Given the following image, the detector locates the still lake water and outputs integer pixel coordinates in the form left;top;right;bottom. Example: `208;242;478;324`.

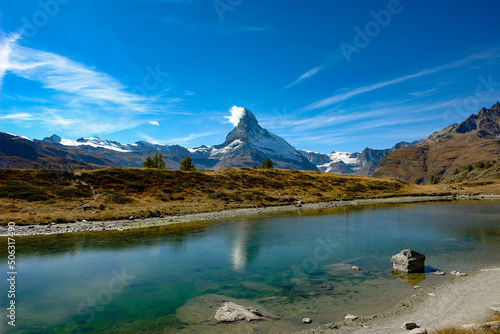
1;201;500;333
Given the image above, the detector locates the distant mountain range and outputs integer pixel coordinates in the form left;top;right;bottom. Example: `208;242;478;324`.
1;109;318;171
299;140;419;176
2;104;499;184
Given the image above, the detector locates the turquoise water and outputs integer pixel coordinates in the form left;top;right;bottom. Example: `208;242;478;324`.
1;201;500;333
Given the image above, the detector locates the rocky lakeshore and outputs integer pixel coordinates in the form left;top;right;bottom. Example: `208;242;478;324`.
295;265;500;334
2;194;500;237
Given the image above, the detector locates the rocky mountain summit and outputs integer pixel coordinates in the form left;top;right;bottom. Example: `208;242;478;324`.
201;108;318;170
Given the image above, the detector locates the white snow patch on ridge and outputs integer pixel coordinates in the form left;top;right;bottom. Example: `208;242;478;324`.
59;137;132;152
327;151;359;164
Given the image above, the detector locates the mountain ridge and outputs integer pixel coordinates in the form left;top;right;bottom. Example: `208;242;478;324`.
2;108;318;171
5;103;498;179
373;102;500;183
298;140;420;176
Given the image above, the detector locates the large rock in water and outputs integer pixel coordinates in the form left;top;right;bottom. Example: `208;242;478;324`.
176;294;278;324
214;301;265;322
391;249;425;273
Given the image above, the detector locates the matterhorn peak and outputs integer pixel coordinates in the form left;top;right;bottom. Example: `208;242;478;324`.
219;107;266;146
210;106;318;171
224;106;258;127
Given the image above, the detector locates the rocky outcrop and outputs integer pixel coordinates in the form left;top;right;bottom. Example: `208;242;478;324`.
391;249;425;273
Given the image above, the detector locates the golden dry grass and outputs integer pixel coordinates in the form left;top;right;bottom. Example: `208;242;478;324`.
434;314;500;334
1;167;499;225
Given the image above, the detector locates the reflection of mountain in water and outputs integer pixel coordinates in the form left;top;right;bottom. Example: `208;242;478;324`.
231;221;262;271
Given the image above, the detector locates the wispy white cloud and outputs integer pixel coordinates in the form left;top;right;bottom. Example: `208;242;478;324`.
285;51;344;89
301;47;500;112
6;44;148;112
0;32;20;90
1;112;37;121
183;90;194;96
140;131;218;146
1;107;145;134
166;131;218;145
0;92;49;103
301;68;443;112
216;26;268;35
149;120;160;126
271;92;500;150
0;33;184;136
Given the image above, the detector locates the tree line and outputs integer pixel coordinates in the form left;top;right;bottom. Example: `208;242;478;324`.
142;153;274;170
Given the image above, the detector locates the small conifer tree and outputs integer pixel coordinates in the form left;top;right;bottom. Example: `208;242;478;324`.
180;155;196;171
143;153;166;169
260;157;274;169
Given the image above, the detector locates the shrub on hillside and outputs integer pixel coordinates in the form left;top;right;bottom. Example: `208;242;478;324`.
0;180;52;201
475;161;485;169
105;191;134;204
54;186;93;199
126;181;146;192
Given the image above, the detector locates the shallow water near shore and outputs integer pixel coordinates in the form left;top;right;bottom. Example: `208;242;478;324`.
1;200;500;333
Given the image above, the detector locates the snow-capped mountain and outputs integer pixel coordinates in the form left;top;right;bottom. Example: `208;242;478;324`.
299;150;362;174
205;108;318;170
43;134;133;152
3;107;418;173
35;108;317;171
299;140;420;176
40;134;193;169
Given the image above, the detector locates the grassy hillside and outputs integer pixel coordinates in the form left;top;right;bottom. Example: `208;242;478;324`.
0;167;417;225
1;167;498;225
373;139;500;184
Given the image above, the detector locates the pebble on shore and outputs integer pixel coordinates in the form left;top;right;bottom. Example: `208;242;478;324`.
401;321;419;330
344;314;359;320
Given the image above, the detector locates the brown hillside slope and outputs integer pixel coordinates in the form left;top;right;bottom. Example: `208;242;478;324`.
0;167;417;225
373;102;500;183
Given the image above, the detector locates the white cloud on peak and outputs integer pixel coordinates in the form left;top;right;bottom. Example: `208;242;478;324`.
224;106;246;126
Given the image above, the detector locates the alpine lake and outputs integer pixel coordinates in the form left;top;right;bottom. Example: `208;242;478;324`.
1;200;500;333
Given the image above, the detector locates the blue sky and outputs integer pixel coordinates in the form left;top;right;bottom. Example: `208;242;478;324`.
1;0;500;153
